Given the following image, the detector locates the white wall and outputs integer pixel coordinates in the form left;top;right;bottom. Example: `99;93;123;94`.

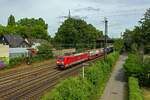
9;48;29;58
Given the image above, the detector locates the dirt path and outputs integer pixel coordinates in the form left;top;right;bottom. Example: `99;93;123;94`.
100;54;128;100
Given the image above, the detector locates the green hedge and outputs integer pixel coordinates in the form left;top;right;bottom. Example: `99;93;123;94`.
124;54;150;85
123;54;143;77
85;52;119;99
41;52;119;100
42;78;91;100
8;51;53;67
129;77;143;100
9;56;26;67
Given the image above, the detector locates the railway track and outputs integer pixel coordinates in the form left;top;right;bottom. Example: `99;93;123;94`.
0;56;103;100
0;62;56;80
0;64;56;86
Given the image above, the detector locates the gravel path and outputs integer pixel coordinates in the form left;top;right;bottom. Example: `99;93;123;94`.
100;54;128;100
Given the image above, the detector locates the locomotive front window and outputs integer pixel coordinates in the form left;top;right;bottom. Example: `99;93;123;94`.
58;57;64;61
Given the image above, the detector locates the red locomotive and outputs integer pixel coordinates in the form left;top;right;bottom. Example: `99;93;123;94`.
56;53;89;69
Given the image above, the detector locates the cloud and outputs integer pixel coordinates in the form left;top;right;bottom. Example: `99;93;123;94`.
74;6;100;12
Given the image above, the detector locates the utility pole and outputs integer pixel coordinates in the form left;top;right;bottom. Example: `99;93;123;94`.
104;17;108;61
68;9;71;18
82;65;85;79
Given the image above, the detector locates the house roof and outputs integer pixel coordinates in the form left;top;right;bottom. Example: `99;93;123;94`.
1;34;49;47
3;35;26;47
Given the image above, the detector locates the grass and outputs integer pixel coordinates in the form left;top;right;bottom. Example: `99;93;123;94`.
142;87;150;100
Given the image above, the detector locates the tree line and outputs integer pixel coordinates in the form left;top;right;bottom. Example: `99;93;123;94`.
0;15;50;41
123;8;150;54
0;15;103;49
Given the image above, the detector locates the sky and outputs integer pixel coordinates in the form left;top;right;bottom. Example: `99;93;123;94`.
0;0;150;38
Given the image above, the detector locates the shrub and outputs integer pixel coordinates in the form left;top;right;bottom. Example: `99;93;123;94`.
9;56;26;67
37;42;53;59
142;57;150;85
42;77;91;100
0;57;9;65
129;77;143;100
124;54;143;77
124;54;150;85
114;38;124;53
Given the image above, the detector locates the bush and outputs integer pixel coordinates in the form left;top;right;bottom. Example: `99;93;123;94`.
124;54;143;77
124;54;150;85
129;77;143;100
9;56;26;67
84;61;110;99
37;42;53;59
142;57;150;85
41;52;119;100
114;38;124;53
0;57;9;65
42;77;91;100
144;44;150;54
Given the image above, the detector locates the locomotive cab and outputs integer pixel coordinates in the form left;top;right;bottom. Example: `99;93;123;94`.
56;56;65;68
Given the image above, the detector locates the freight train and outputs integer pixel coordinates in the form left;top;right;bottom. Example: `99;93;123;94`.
56;46;113;69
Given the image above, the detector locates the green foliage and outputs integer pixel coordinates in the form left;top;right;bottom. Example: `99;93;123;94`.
114;38;124;52
7;15;16;26
16;18;49;40
124;54;143;77
123;8;150;54
85;52;119;99
143;57;150;85
9;56;26;67
37;42;53;59
129;77;143;100
41;52;119;100
0;16;51;41
124;54;150;85
144;44;150;54
54;18;103;49
131;43;138;54
42;77;91;100
0;57;9;65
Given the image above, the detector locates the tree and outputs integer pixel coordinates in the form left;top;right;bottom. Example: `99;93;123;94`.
140;8;150;53
54;18;103;49
1;15;51;42
114;38;124;52
123;8;150;53
0;25;5;36
37;42;53;59
16;18;50;40
7;15;16;26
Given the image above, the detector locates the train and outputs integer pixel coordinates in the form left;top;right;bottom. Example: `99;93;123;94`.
56;46;113;69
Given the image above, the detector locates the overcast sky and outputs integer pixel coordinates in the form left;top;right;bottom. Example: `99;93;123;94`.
0;0;150;38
